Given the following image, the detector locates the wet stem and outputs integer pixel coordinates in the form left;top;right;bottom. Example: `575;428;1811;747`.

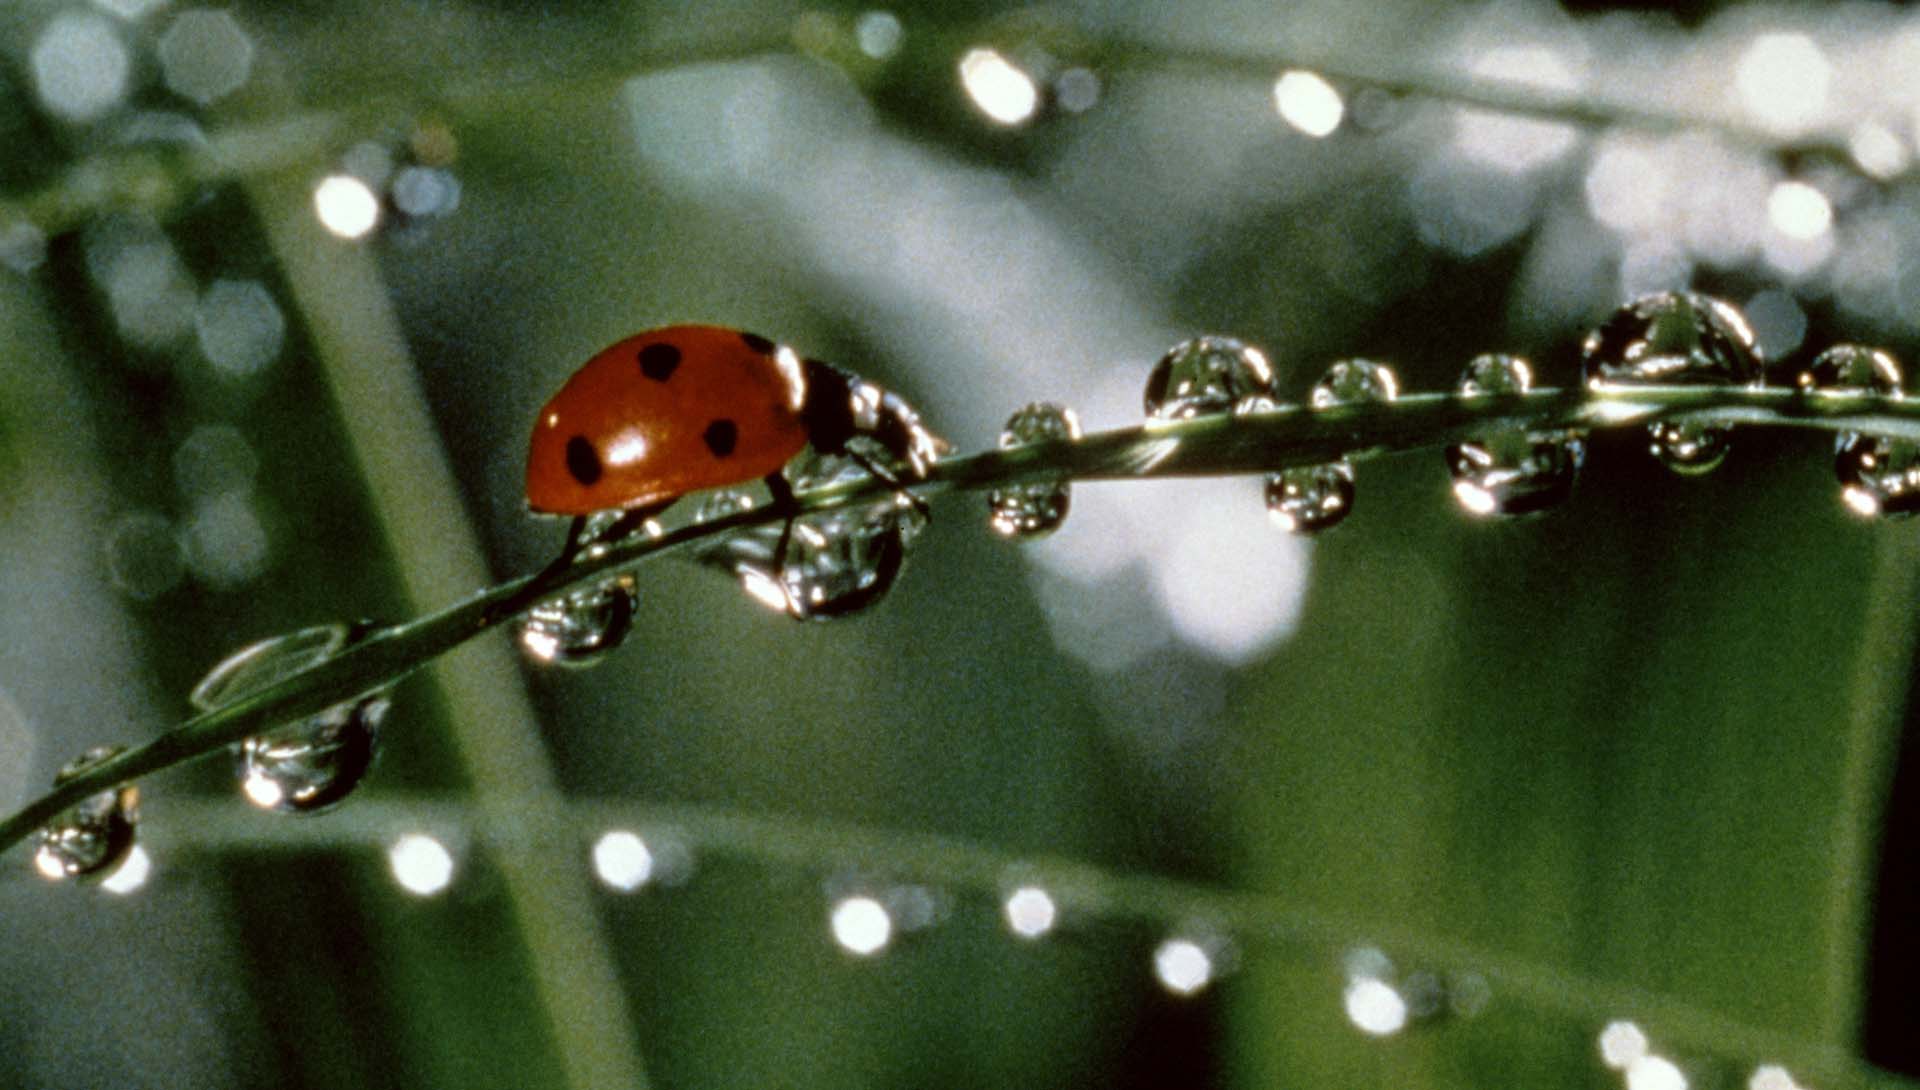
5;382;1919;859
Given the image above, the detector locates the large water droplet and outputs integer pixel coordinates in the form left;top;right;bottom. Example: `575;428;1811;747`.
1581;292;1762;475
34;746;139;881
1445;353;1584;517
191;623;388;814
520;577;638;667
1265;358;1396;534
700;378;942;620
1798;344;1920;517
988;401;1080;540
1144;336;1275;420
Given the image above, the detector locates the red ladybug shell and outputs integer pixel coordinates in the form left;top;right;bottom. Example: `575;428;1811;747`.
526;325;810;515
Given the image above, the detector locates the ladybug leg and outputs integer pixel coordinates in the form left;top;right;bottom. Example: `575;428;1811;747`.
763;472;798;573
843;449;931;519
592;500;672;546
534;515;593;583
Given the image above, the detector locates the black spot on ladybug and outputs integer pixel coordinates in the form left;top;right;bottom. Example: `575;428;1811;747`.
740;331;775;354
638;342;682;382
703;419;738;458
565;435;603;485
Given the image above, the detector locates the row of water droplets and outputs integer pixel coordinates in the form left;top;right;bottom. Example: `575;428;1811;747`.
31;291;1920;881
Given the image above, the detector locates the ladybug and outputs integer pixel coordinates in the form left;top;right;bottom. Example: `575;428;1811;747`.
527;324;940;570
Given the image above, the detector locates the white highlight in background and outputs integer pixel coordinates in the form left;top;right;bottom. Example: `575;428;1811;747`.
1627;1055;1688;1090
1002;885;1057;938
1766;181;1832;241
313;175;381;239
1153;938;1215;996
1599;1020;1649;1069
1735;33;1829;132
592;830;655;891
1273;70;1343;137
959;47;1039;126
1344;975;1409;1036
388;833;455;896
830;895;893;955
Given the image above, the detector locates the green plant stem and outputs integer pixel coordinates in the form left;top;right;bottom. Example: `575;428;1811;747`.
126;793;1920;1090
3;383;1917;858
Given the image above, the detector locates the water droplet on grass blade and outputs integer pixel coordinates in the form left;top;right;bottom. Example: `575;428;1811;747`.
1445;353;1583;516
34;746;139;881
192;623;388;814
1144;336;1274;420
1265;359;1396;534
1799;344;1920;517
519;577;638;667
700;379;941;620
989;401;1079;540
1582;292;1762;475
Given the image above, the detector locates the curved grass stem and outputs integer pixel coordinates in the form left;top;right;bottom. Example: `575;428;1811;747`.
2;383;1917;857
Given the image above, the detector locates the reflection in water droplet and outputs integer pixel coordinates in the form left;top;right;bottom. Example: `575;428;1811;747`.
1264;358;1396;534
989;401;1080;540
1265;462;1355;534
192;624;389;814
520;577;638;667
700;379;942;620
1144;336;1275;421
99;843;152;895
1798;343;1920;517
33;745;139;881
1581;292;1762;475
1445;354;1583;517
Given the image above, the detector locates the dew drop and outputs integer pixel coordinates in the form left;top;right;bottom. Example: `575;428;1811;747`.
1444;354;1584;517
519;577;638;667
33;745;139;881
191;623;389;814
699;378;942;621
1798;344;1920;517
1266;462;1355;534
988;401;1080;540
1264;358;1396;534
1581;292;1763;475
1143;336;1275;421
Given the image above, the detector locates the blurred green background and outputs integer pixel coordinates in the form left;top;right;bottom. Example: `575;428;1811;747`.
0;1;1917;1089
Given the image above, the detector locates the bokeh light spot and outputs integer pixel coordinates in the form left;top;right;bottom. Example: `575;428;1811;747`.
388;833;455;896
1599;1020;1649;1069
195;279;285;377
314;174;381;239
854;11;902;59
32;12;131;123
158;9;254;105
1273;70;1343;137
1153;938;1215;996
830;895;893;955
1735;33;1829;132
959;47;1039;126
592;830;655;892
1003;885;1057;938
1767;181;1832;241
1344;976;1409;1036
1628;1056;1689;1090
